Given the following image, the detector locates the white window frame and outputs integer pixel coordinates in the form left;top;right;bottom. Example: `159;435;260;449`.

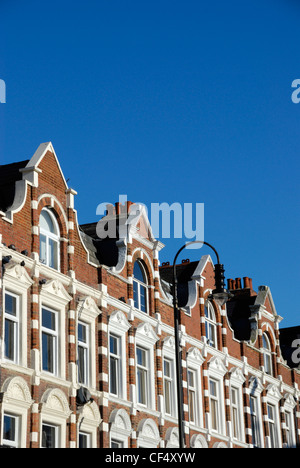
267;403;279;448
230;386;244;441
76;297;100;391
187;347;204;429
2;413;20;448
39;207;61;271
41;422;59;449
78;431;91;449
108;311;130;401
135;323;158;411
249;376;264;448
2;264;33;368
162;336;177;419
163;357;176;417
283;393;297;448
41;306;58;376
39;279;72;381
262;333;273;376
209;378;221;433
207;357;227;436
229;368;246;443
136;345;150;407
133;261;149;314
204;301;217;348
77;320;90;387
265;384;282;448
109;334;122;397
3;291;20;364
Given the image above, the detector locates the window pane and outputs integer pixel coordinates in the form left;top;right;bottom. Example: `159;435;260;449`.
136;347;146;367
42;424;57;448
211;399;218;431
110;335;118;355
164;360;171;378
40;210;56;233
78;346;87;385
5;294;17;317
210;380;217;397
40;234;47;265
79;432;90;449
42;333;55;373
78;323;87;344
137;368;147;405
5;319;16;361
139;286;147;313
110;356;118;395
42;309;56;330
3;415;16;442
49;238;58;269
133;262;146;283
164;380;172;414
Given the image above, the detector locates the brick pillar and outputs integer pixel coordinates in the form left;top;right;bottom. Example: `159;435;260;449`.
224;373;231;440
243;375;252;445
30;187;40;448
128;326;137;448
261;388;270;447
156;339;164;446
180;342;189;447
66;190;78;448
220;305;228;353
202;361;210;434
127;243;133;304
199;286;206;341
99;306;109;448
279;397;287;447
153;248;160;315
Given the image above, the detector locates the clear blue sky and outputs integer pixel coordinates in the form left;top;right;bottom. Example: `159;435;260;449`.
0;0;299;327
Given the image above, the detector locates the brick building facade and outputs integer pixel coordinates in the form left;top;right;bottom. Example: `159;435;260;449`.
0;142;299;448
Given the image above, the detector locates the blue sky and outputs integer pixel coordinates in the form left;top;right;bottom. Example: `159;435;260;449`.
0;0;299;327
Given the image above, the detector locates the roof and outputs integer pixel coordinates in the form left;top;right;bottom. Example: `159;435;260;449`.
159;261;199;307
79;222;119;267
0;160;29;211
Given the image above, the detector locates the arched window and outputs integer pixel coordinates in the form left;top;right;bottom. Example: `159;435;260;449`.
262;333;273;376
204;301;217;348
39;208;60;270
133;261;148;313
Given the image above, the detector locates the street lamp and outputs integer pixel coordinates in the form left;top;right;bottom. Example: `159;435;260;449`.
172;240;232;448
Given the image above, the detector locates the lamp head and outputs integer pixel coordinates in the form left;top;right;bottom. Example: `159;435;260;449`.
210;263;233;307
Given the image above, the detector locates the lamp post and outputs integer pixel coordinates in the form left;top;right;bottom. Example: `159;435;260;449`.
172;240;232;449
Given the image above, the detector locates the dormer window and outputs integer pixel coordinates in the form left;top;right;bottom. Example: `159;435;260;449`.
39;208;60;270
133;261;148;313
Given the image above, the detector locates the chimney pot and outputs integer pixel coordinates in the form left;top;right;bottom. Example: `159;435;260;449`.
243;277;250;288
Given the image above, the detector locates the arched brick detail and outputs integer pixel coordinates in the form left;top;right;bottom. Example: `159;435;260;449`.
37;196;68;239
132;250;155;316
36;196;69;273
132;250;154;287
261;324;277;352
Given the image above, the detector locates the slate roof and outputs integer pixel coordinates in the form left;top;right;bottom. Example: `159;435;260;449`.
79;222;119;267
